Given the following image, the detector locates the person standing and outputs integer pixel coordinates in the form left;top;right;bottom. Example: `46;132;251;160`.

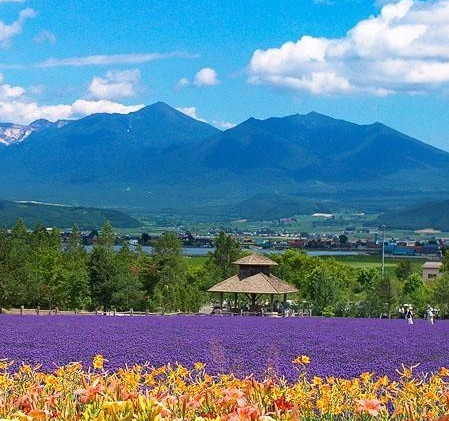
406;307;414;325
427;307;434;325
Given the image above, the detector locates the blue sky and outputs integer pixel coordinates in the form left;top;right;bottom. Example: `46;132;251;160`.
0;0;449;150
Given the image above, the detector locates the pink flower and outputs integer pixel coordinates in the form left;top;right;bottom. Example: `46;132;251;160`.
356;398;385;416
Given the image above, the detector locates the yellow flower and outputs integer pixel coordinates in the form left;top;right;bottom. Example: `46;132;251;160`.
15;412;33;421
0;359;9;371
93;354;107;370
194;362;205;371
293;355;310;365
104;400;128;414
19;365;32;374
440;367;449;377
312;376;323;385
360;372;373;383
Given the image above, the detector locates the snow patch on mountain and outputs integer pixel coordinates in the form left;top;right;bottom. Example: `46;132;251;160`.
0;119;70;146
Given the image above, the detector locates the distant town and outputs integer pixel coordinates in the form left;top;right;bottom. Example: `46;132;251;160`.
24;225;442;259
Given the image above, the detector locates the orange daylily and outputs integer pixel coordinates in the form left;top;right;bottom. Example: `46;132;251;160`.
356;398;385;416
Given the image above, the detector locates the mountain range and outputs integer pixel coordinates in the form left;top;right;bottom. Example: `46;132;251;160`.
0;119;69;146
1;101;448;220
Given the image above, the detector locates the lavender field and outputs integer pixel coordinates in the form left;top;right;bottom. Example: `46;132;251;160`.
1;315;447;381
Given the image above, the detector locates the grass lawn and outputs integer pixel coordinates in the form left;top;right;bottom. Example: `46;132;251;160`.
184;256;208;268
325;254;426;279
185;252;427;279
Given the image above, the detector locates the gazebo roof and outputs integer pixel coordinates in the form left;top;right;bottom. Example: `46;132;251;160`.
233;253;278;266
207;272;298;294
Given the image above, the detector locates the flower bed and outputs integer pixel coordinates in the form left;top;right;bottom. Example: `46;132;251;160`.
0;356;448;420
0;315;448;381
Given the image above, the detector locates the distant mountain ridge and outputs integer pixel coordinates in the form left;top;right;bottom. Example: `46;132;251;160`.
377;199;449;231
0;199;141;229
0;119;70;146
0;102;448;219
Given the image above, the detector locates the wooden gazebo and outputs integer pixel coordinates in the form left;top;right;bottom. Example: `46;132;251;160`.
207;253;298;313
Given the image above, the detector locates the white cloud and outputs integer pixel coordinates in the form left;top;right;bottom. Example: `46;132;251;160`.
70;99;143;117
0;51;197;70
0;99;144;125
194;67;220;86
248;0;449;95
0;83;25;99
176;77;190;88
0;7;36;48
0;101;72;123
0;73;26;99
34;30;57;44
177;106;234;130
37;51;195;67
88;69;141;100
212;120;236;130
176;106;207;122
0;73;144;124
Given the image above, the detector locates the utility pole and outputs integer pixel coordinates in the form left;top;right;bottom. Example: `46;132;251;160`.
380;224;387;279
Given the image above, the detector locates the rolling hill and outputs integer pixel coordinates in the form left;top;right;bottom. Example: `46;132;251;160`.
0;200;142;229
377;199;449;231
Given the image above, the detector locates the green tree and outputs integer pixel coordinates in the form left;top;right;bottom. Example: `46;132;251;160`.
99;221;115;248
63;225;91;309
271;249;316;296
38;227;65;309
308;268;340;315
441;249;449;273
356;267;380;317
431;273;449;317
151;232;187;313
110;243;144;310
376;275;399;318
180;265;210;312
7;219;31;306
206;232;241;282
306;260;355;316
88;221;117;310
134;244;158;305
402;273;428;313
270;250;356;313
0;229;16;310
395;260;414;281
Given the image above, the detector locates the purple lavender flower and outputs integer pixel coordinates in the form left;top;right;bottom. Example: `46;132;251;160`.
0;315;447;381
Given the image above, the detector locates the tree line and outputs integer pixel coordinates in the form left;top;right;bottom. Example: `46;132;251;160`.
0;220;240;313
270;250;449;318
1;219;449;317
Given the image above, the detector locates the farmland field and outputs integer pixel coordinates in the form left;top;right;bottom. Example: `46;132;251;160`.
1;315;447;382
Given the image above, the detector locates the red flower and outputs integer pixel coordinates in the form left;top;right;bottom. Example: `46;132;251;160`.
274;395;294;412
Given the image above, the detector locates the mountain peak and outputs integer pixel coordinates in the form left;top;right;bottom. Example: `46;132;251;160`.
135;101;181;117
29;119;55;130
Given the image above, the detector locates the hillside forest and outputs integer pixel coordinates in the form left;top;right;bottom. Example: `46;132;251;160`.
1;220;449;318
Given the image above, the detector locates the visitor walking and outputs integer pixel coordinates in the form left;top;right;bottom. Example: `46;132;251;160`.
426;307;434;325
406;308;414;325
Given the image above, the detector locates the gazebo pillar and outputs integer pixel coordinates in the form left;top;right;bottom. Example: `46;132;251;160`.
219;292;224;310
270;294;274;312
234;292;238;309
283;293;287;306
250;293;255;305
